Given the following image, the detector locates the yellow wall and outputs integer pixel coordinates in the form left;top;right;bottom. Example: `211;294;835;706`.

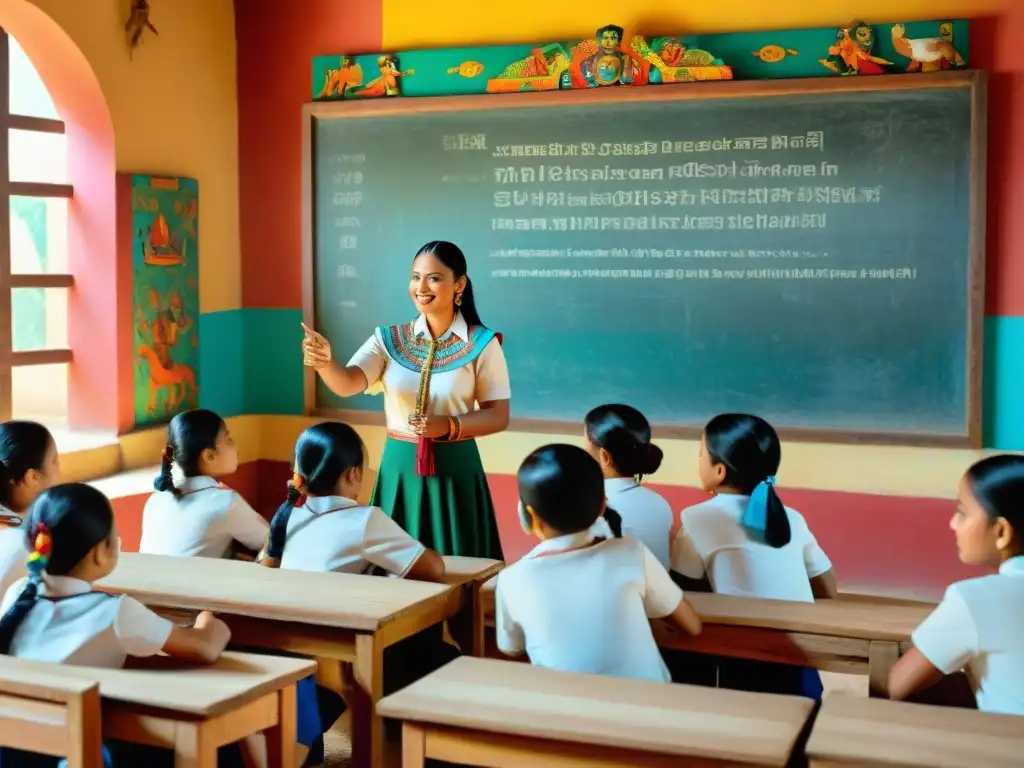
383;0;1009;47
26;0;240;313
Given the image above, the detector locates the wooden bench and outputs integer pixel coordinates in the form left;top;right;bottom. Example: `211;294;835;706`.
97;552;499;768
480;578;932;696
0;651;312;768
377;656;816;767
806;695;1024;767
0;662;104;768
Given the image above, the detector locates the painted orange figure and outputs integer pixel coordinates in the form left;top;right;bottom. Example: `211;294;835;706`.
137;289;197;414
355;55;414;97
819;21;892;75
318;56;364;99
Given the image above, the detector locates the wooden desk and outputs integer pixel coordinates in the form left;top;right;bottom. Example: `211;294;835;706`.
480;577;932;696
98;553;498;768
439;557;503;657
377;656;815;767
806;696;1024;767
0;662;103;767
0;652;313;768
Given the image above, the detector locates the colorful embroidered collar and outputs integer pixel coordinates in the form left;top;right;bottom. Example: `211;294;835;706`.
381;321;497;374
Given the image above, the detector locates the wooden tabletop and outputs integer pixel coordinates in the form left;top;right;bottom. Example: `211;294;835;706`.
806;696;1024;767
439;556;502;587
377;657;814;766
480;577;931;641
98;553;454;632
0;652;314;718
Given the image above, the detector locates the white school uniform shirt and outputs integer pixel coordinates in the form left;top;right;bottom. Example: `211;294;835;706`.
139;475;269;558
0;509;26;599
911;556;1024;716
0;575;173;668
278;495;426;576
347;313;511;437
605;477;673;569
495;530;683;683
671;494;832;603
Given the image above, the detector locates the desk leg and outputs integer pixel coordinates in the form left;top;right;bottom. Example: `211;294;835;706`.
868;640;900;698
352;632;385;768
264;684;298;768
173;722;218;768
402;724;426;768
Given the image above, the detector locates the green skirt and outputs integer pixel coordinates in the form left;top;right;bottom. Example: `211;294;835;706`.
371;438;504;559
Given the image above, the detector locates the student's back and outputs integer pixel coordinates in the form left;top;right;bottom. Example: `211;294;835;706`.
606;479;673;568
139;410;268;559
277;496;425;576
497;533;680;681
673;494;829;602
495;443;701;683
585;405;672;568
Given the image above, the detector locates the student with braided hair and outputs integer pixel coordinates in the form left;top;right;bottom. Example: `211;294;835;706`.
259;421;445;580
0;483;232;767
139;409;268;559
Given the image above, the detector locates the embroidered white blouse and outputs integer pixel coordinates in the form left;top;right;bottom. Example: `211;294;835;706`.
347;313;511;436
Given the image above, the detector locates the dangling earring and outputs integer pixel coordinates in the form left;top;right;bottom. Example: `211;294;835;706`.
454;293;463;307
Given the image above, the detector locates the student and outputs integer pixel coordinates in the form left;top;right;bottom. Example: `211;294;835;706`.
140;409;268;559
669;413;837;698
888;455;1024;714
495;444;701;682
260;422;454;699
260;421;445;581
584;404;672;568
0;421;60;599
0;483;232;767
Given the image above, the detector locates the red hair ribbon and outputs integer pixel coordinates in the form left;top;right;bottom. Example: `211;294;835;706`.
290;472;308;507
161;444;174;462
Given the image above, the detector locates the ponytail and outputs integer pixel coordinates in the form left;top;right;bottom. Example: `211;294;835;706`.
261;475;305;568
0;522;50;653
741;476;791;549
153;444;180;496
458;277;484;328
603;507;623;539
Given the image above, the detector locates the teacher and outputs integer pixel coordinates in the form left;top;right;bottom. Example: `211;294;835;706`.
302;240;510;559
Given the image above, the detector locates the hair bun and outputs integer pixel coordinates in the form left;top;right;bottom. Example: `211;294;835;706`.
642;442;664;476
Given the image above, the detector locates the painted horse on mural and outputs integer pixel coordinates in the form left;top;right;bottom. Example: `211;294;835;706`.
136;289;197;415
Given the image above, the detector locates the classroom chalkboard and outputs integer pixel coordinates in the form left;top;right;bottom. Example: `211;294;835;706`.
304;73;985;446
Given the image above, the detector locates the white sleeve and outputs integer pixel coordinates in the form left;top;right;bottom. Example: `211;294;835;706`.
641;542;684;618
473;337;511;403
792;512;832;578
669;513;706;579
346;331;388;390
113;596;175;657
225;493;270;551
0;577;28;614
911;585;979;675
494;573;525;654
361;507;426;577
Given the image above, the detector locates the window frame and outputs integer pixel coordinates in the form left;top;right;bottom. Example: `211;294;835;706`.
0;29;74;421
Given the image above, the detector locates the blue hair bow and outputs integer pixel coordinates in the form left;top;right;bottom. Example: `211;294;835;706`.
742;476;776;535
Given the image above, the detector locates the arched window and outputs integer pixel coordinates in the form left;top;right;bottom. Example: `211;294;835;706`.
1;30;72;423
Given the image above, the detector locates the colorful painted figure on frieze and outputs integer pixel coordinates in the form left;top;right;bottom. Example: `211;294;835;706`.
570;25;649;88
819;21;893;75
351;54;414;97
317;56;364;99
633;36;732;82
891;23;965;72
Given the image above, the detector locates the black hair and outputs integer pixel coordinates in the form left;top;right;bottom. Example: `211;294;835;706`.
597;24;625;40
0;483;114;654
704;413;791;548
154;409;227;497
264;422;366;565
585;404;663;480
964;455;1024;539
415;241;484;328
0;420;54;511
517;444;606;536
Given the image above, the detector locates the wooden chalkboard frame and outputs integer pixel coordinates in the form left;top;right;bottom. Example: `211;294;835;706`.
302;70;987;449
